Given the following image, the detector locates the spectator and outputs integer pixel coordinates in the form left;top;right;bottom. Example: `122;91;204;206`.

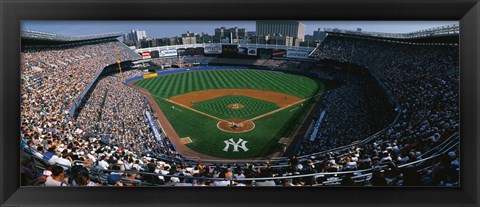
45;166;68;186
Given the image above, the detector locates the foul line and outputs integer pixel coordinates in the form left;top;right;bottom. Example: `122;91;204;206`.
135;87;225;121
137;87;308;126
239;99;307;125
162;98;227;122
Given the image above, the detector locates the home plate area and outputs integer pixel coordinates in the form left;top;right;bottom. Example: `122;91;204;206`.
217;118;255;133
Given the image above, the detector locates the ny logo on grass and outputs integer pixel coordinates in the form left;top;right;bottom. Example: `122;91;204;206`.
223;138;249;152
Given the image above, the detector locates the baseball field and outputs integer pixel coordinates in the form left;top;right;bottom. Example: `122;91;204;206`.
133;69;324;159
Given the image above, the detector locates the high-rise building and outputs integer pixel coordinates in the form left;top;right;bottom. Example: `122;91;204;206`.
214;27;248;43
136;30;147;41
256;21;305;41
123;30;147;43
214;27;226;41
181;31;197;44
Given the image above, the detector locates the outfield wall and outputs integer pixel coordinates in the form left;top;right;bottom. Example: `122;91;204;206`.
124;65;333;85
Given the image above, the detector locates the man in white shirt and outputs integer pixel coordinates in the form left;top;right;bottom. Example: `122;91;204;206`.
44;166;67;186
97;156;110;170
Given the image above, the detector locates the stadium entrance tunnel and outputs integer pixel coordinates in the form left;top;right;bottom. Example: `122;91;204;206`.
217;118;255;133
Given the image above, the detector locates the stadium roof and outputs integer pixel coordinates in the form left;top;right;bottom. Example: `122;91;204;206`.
324;24;459;45
21;30;122;46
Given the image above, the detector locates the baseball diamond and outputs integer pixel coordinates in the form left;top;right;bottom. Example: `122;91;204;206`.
133;69;324;159
18;23;461;188
192;95;280;120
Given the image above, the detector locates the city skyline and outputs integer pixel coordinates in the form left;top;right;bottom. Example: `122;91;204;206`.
22;21;457;39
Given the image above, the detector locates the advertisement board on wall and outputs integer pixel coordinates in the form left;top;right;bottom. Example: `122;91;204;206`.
286;50;309;59
194;47;205;55
177;49;186;56
247;48;257;56
238;47;248;55
160;49;178;57
143;73;158;79
185;48;195;56
222;45;239;54
258;48;272;59
272;49;287;58
150;51;160;58
204;45;222;54
141;52;151;59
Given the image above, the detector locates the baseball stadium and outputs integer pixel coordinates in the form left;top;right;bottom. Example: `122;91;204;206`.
20;23;459;187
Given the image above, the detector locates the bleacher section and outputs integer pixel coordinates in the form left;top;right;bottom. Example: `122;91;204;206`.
20;29;459;187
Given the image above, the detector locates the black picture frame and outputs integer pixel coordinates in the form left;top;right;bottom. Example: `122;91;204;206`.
1;0;479;206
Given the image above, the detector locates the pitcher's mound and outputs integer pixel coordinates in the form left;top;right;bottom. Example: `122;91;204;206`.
227;103;244;109
217;118;255;133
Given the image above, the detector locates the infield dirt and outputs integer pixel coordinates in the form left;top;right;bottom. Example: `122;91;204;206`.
170;89;302;108
130;84;310;161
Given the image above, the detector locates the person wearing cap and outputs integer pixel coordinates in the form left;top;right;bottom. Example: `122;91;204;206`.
45;166;68;186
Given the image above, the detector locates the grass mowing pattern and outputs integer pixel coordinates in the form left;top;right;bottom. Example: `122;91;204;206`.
154;96;305;158
192;95;280;120
135;69;325;158
134;70;319;99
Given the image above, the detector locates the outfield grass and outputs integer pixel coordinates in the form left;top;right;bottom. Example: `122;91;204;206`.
192;95;280;120
135;69;325;159
134;69;319;98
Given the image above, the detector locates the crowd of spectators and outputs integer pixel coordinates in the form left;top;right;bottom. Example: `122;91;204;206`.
253;59;317;70
75;70;171;156
150;57;184;67
296;34;459;185
150;56;213;68
296;76;395;155
19;35;459;187
313;35;459;151
21;41;139;154
21;135;459;186
149;55;318;71
20;40;152;185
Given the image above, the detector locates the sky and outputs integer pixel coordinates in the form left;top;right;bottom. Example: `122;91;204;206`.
22;21;458;38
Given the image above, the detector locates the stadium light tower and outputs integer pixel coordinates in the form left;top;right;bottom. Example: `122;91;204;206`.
117;59;124;81
114;46;124;81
